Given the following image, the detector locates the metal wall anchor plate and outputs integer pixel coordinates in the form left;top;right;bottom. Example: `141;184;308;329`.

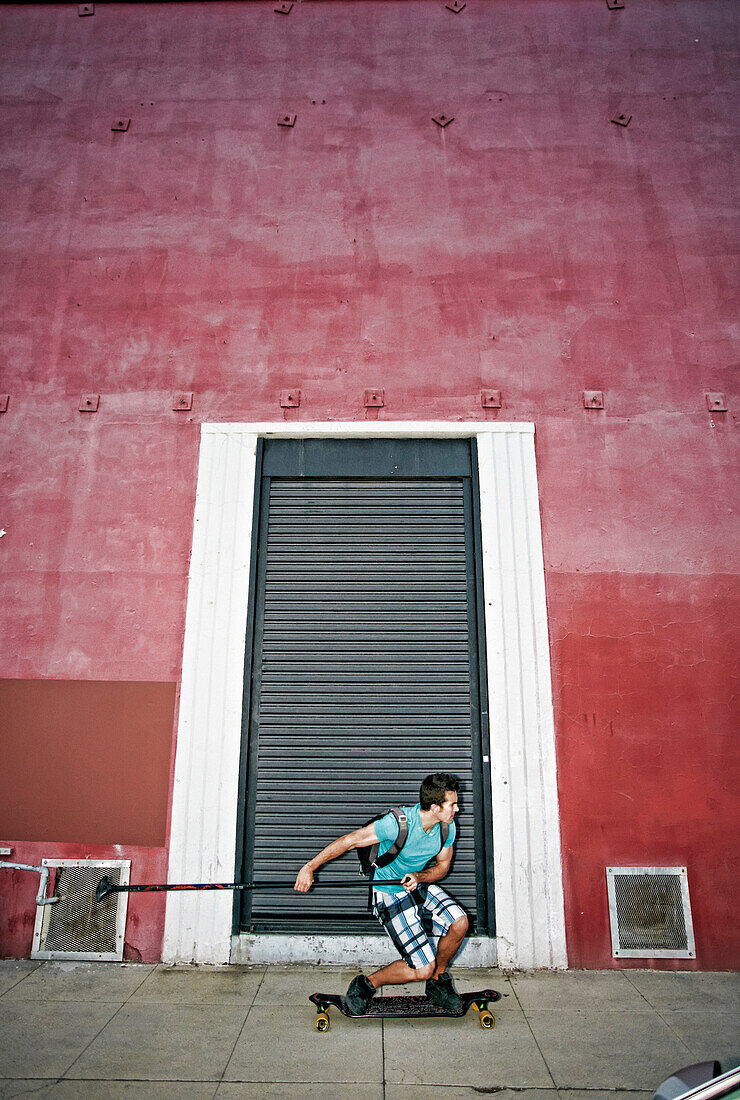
0;395;9;413
111;118;131;132
705;392;727;412
446;0;466;12
481;389;502;409
583;390;604;409
606;0;625;9
278;113;297;128
611;112;631;127
274;1;293;11
173;393;193;412
364;389;385;408
280;390;301;408
79;394;100;413
432;113;454;128
78;3;94;15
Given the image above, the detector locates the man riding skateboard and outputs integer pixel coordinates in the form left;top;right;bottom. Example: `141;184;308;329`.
294;772;468;1015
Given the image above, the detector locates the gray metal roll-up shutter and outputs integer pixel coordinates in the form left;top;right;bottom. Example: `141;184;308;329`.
239;440;490;935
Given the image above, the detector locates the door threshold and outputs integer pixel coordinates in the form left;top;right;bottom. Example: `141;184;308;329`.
231;933;498;967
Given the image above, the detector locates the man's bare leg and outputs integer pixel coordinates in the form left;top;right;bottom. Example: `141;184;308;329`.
366;958;432;989
368;915;468;988
431;915;468;978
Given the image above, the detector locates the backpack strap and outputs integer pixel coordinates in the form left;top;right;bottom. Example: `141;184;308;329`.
366;808;407;911
373;809;408;870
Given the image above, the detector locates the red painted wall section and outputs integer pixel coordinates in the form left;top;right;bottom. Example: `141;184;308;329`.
0;1;738;966
550;574;739;969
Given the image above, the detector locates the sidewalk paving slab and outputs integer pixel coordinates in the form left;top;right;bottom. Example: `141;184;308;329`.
383;1012;554;1089
3;962;155;1003
624;970;740;1013
69;1004;248;1082
509;969;648;1011
525;1007;694;1091
216;1085;383;1099
252;965;356;1005
558;1092;653;1100
0;1001;122;1079
383;1091;653;1100
0;1084;217;1099
658;1009;740;1064
223;1003;384;1084
131;964;265;1006
385;1090;560;1100
0;960;42;998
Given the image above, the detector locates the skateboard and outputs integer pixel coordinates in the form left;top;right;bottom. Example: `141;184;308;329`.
310;988;500;1031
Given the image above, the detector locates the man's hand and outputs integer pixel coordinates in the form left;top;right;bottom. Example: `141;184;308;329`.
294;865;314;893
402;873;420;892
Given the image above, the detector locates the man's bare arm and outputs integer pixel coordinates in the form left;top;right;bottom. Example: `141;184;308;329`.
294;823;379;892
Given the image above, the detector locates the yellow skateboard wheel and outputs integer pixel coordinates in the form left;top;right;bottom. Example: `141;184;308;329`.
316;1012;330;1032
479;1009;494;1029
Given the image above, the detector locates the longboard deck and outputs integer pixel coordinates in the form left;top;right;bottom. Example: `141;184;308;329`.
310;988;500;1030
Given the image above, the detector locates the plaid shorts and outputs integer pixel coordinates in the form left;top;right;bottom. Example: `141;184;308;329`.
372;884;466;970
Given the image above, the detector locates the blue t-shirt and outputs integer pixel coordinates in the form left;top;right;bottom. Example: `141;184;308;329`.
372;803;455;898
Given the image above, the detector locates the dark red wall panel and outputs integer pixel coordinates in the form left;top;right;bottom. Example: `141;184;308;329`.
549;574;740;970
0;680;176;845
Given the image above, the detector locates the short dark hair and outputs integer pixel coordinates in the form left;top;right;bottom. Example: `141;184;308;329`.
419;772;460;811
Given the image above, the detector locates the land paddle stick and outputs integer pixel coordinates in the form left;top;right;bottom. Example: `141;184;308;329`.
95;875;405;904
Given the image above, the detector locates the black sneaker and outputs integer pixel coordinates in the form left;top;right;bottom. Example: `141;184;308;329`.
345;974;376;1015
426;972;463;1013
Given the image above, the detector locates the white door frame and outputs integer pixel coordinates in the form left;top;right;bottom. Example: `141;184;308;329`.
163;422;567;969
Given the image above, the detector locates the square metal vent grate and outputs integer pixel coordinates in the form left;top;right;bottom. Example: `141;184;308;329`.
32;859;130;961
606;866;695;959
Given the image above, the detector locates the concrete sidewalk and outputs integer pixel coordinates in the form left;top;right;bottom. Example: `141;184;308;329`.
0;961;737;1099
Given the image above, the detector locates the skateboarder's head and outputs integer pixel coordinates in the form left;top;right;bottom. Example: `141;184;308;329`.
420;773;460;818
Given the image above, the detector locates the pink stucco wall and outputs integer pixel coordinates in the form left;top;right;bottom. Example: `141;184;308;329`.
1;0;737;967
